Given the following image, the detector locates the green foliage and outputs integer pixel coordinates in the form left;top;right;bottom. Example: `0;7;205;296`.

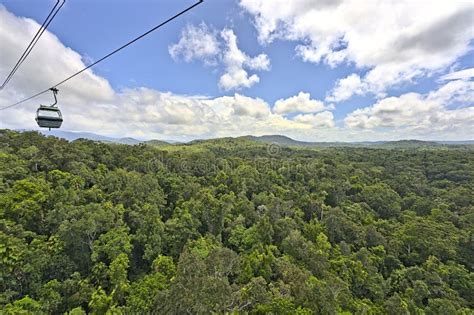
359;183;402;219
0;130;473;313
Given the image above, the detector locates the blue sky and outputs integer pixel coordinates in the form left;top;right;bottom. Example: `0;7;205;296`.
0;0;473;141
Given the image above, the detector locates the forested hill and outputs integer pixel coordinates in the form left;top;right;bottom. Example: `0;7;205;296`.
244;135;473;148
1;130;473;314
37;129;474;147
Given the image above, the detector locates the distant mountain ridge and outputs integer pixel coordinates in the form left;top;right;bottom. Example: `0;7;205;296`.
39;130;142;144
243;135;473;148
32;130;474;147
39;130;171;145
144;139;170;146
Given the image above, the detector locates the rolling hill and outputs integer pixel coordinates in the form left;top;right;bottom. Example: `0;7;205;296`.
28;130;474;148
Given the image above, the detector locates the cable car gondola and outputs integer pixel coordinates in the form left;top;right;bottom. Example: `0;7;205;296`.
36;88;63;129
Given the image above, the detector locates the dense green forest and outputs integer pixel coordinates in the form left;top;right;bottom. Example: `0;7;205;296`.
1;130;473;314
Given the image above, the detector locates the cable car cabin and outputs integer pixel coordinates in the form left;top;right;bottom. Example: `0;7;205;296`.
35;88;62;129
36;105;63;129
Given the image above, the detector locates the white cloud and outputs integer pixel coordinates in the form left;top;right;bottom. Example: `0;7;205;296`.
441;68;474;81
219;28;270;90
326;74;364;102
274;91;326;114
169;23;270;91
293;111;335;128
168;23;220;66
219;69;260;91
0;6;114;104
226;94;271;118
345;93;439;129
428;79;474;104
240;0;474;101
344;80;474;139
245;53;270;71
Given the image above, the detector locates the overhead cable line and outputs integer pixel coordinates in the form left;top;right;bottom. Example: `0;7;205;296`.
0;0;204;111
0;0;66;90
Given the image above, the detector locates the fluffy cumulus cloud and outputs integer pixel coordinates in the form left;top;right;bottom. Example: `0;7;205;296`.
293;111;335;128
239;0;474;101
441;68;474;81
345;80;474;139
219;28;267;90
211;93;271;119
274;91;326;114
169;23;270;91
168;23;220;66
0;7;334;141
0;7;114;104
325;74;364;102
